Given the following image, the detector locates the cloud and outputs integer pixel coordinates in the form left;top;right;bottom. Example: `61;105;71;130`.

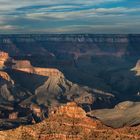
0;0;139;33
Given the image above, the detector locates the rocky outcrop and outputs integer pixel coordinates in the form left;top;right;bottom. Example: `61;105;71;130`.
0;75;32;103
12;59;63;77
28;75;115;110
88;101;140;128
1;102;140;140
0;50;63;78
0;71;11;81
0;102;97;140
51;102;87;118
14;67;63;77
12;60;32;69
131;59;140;76
0;51;9;69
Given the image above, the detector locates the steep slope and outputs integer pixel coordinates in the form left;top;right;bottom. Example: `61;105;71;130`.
0;73;33;129
89;101;140;128
12;60;63;77
19;74;115;110
0;72;31;103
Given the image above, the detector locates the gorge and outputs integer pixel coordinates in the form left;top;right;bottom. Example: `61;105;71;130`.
0;34;140;139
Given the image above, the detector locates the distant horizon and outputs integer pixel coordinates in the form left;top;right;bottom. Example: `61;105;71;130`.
0;0;139;34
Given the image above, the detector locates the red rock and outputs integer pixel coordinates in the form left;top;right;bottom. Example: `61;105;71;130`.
0;71;11;81
0;51;9;69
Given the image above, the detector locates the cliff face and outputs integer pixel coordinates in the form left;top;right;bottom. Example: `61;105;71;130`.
0;51;9;69
0;34;139;57
0;50;63;78
12;60;63;77
0;34;135;43
14;67;63;77
51;102;87;118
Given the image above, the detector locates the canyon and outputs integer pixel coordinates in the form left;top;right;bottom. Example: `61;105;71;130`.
0;34;140;101
0;50;115;130
0;34;140;139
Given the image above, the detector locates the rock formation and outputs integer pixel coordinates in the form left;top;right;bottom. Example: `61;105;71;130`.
11;59;63;77
12;60;32;69
0;102;97;140
131;59;140;76
0;71;11;81
88;101;140;128
0;51;9;69
0;50;63;78
0;50;116;132
0;35;140;100
51;102;87;118
14;67;63;77
0;102;140;140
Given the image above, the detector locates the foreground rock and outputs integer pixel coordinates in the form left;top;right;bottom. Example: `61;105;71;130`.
131;59;140;76
1;102;140;140
88;101;140;128
0;102;97;140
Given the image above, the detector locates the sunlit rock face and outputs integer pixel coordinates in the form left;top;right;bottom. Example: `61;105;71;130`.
14;67;63;77
1;102;140;140
0;51;9;69
0;102;97;140
12;60;32;69
0;71;11;81
131;59;140;76
0;50;63;78
51;102;87;118
12;60;63;77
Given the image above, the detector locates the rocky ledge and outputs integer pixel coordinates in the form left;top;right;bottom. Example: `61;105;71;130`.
0;102;140;140
0;102;97;140
88;101;140;128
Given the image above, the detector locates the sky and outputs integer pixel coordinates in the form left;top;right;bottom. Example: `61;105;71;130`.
0;0;140;34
